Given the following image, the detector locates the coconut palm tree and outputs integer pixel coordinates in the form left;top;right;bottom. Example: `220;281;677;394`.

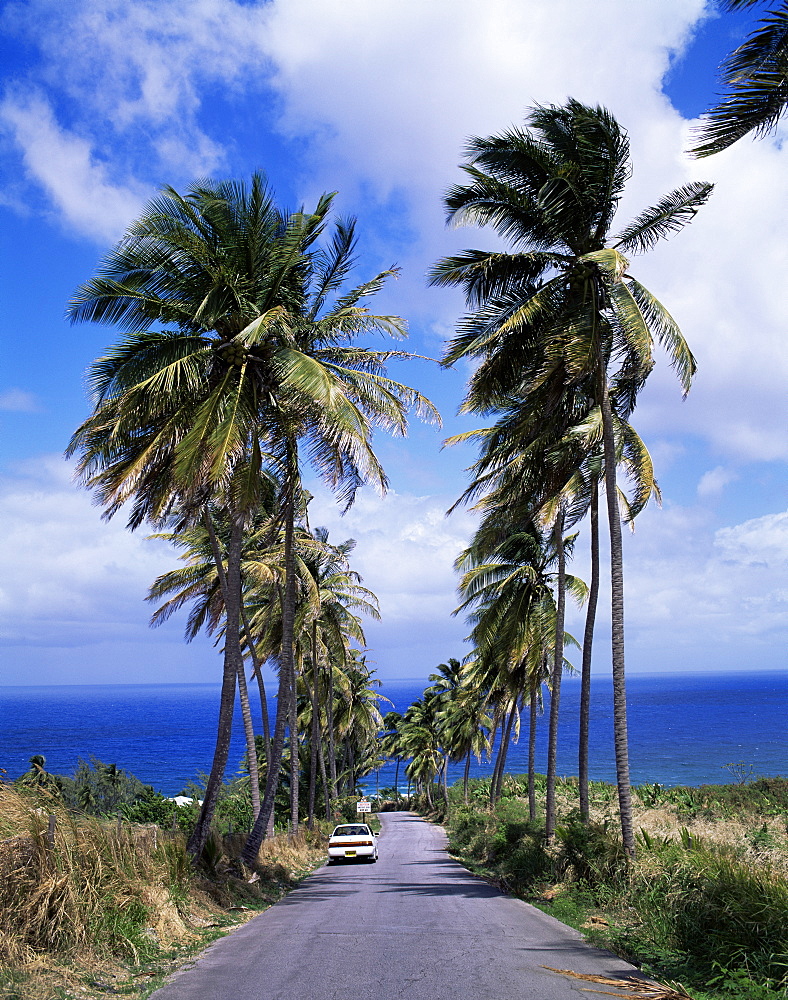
146;497;283;823
331;654;390;796
431;101;711;854
398;693;446;807
457;513;583;817
380;711;407;804
436;672;492;805
692;1;788;156
67;174;438;861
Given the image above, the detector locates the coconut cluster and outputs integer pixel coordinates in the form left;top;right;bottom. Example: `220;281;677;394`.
216;341;247;366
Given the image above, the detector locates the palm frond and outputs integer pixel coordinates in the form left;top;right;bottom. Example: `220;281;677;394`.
614;183;714;254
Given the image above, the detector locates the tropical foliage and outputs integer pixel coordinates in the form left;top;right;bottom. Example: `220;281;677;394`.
63;101;711;869
428;100;711;855
66;173;436;861
693;0;788;156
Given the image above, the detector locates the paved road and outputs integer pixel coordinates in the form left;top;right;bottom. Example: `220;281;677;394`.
151;811;643;1000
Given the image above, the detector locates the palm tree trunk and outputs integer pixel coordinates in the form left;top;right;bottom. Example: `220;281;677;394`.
317;722;330;822
307;623;320;830
496;704;517;803
600;383;636;858
201;511;261;823
289;662;299;835
545;507;566;843
463;753;471;806
327;661;338;810
236;651;261;822
242;485;298;863
346;738;355;795
487;713;502;805
492;704;516;805
579;480;600;824
187;516;244;858
243;604;271;769
528;675;539;823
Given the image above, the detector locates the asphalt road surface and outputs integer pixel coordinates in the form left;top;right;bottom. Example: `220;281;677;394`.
151;811;643;1000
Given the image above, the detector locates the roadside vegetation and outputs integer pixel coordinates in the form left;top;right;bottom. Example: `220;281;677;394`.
411;774;788;1000
0;781;334;1000
12;17;788;991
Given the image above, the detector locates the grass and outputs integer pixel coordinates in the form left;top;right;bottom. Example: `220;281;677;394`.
419;774;788;1000
0;783;327;1000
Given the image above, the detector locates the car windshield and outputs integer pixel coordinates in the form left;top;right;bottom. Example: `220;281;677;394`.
331;825;369;837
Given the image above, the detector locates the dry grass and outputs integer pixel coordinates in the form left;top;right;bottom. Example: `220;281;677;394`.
0;784;327;1000
542;966;696;999
581;791;788;874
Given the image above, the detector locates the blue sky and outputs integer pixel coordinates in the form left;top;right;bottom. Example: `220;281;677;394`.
0;0;785;687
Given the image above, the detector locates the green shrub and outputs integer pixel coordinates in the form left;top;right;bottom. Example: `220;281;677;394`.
631;848;788;984
498;836;552;891
554;818;627;888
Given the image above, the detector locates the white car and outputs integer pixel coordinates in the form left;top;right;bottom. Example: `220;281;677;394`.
327;823;378;863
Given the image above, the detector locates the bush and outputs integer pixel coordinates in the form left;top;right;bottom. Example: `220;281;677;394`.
0;789;193;966
631;847;788;984
554;817;627;888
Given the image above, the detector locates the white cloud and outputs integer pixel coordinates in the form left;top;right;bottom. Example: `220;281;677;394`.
716;510;788;568
0;90;146;242
0;388;38;412
308;488;476;623
0;456;176;645
631;130;788;463
616;503;788;651
697;465;737;498
1;0;268;179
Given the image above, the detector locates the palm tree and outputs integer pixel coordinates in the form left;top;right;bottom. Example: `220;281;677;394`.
380;711;407;804
399;695;444;807
431;101;711;854
457;515;583;816
146;499;282;823
692;1;788;156
17;754;60;793
332;654;390;796
437;672;492;806
67;174;438;861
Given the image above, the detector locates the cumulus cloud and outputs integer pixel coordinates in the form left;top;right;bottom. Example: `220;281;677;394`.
0;388;38;412
1;0;267;156
307;489;475;620
0;90;146;242
697;465;738;498
716;510;788;568
305;488;477;673
600;502;788;665
0;456;176;646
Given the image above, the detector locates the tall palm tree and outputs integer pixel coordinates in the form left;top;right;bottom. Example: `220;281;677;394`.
67;174;438;861
692;1;788;156
380;711;407;804
437;671;492;806
457;514;583;815
147;499;282;823
431;101;711;855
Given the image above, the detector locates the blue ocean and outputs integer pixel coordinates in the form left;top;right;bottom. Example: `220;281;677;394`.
1;670;786;796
